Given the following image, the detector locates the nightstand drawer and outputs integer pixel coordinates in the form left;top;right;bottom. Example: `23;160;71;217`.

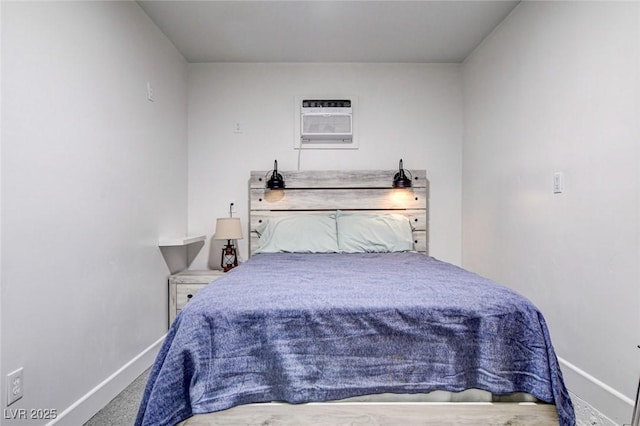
175;284;207;310
168;270;226;327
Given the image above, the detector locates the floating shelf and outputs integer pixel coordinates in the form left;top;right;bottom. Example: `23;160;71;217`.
158;235;206;247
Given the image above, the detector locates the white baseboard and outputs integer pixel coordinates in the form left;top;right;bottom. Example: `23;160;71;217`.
47;334;166;426
559;357;634;425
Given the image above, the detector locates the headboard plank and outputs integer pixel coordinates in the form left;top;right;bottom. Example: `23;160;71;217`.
249;170;429;255
250;187;426;211
250;170;426;189
251;210;426;231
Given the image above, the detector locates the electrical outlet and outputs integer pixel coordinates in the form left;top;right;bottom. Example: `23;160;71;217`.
7;368;23;406
230;202;237;214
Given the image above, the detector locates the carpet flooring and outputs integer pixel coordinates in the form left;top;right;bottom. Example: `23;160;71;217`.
83;369;150;426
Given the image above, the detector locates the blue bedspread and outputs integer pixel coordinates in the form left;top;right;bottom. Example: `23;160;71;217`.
136;252;575;426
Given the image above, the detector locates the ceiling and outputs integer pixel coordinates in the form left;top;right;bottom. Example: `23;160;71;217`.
137;1;520;63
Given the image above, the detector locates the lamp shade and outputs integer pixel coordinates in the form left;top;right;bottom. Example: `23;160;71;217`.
214;218;243;240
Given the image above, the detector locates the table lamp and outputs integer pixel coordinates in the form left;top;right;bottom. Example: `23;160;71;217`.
215;204;243;272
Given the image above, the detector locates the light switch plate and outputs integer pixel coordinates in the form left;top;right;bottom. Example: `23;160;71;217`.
553;172;564;194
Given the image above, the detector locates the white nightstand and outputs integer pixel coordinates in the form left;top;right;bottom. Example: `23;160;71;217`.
168;270;225;326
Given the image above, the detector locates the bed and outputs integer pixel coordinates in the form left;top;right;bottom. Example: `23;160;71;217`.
136;170;575;426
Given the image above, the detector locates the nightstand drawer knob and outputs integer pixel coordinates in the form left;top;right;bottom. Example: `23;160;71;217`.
187;294;193;299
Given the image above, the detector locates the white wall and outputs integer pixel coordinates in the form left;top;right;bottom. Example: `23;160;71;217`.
1;2;188;424
462;2;640;424
187;63;463;268
0;3;4;419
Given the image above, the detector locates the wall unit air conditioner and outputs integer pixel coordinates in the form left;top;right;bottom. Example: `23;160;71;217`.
294;96;358;149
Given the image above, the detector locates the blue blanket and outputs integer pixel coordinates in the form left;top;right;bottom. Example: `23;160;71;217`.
136;252;575;426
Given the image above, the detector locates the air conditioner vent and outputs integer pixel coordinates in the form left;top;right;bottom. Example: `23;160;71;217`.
295;96;358;149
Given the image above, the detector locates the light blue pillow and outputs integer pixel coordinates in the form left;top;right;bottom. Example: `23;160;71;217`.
254;214;339;253
336;211;414;253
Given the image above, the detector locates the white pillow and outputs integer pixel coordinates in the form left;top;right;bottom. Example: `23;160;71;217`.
254;214;339;253
336;211;414;253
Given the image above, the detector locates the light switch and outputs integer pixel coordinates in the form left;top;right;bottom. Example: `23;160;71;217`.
553;172;564;194
146;82;154;102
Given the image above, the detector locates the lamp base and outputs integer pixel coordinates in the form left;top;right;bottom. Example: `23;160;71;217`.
221;242;238;272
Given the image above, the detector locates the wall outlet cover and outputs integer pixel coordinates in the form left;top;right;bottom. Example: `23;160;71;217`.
7;368;24;406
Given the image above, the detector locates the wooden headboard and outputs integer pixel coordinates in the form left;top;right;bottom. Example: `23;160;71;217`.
248;170;428;255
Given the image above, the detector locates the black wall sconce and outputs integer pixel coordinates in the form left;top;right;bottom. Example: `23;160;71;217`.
393;159;412;188
266;160;285;189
